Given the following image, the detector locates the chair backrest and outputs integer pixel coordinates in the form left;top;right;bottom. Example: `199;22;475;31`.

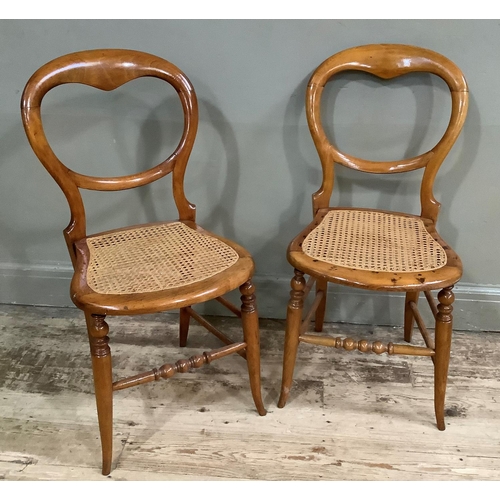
21;49;198;265
306;44;468;222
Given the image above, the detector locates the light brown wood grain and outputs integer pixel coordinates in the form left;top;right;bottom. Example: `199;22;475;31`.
307;44;468;220
20;49;266;475
279;44;469;432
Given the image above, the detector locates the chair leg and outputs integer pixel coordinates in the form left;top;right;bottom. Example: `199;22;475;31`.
240;280;267;416
86;312;113;475
314;278;328;333
434;287;454;431
278;269;306;408
179;307;190;347
404;291;419;342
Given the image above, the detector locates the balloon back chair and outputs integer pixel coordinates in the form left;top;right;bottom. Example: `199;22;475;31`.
278;44;468;430
21;49;266;475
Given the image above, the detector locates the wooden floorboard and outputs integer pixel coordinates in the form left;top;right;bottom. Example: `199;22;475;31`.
0;303;499;481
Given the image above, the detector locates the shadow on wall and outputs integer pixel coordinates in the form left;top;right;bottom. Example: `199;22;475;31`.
0;71;244;309
251;75;312;282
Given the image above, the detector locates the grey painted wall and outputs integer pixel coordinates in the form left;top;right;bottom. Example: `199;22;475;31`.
1;20;499;330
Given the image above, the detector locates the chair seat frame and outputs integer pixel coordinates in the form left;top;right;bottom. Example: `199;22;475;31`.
278;44;469;431
21;49;266;475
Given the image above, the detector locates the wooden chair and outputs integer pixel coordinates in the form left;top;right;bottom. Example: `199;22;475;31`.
21;49;266;475
277;44;468;430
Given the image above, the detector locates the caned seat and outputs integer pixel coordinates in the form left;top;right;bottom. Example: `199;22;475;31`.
85;223;240;295
72;221;256;314
303;210;447;273
289;207;462;291
278;44;468;431
21;49;266;476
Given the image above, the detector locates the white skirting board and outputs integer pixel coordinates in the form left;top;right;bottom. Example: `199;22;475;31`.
1;264;499;332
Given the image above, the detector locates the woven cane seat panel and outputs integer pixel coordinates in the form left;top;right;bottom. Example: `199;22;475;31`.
302;210;447;273
85;223;239;295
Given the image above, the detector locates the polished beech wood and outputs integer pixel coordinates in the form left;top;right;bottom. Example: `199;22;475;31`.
240;281;267;416
21;50;198;266
404;291;419;343
299;290;325;336
409;300;435;352
70;220;256;315
278;45;468;431
21;49;266;474
307;44;468;221
216;295;243;318
5;305;500;480
112;342;246;391
434;287;454;430
186;306;247;358
278;269;306;409
86;313;113;476
288;208;463;292
425;290;439;319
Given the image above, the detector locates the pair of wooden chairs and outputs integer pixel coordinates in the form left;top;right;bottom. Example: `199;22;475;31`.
21;45;468;474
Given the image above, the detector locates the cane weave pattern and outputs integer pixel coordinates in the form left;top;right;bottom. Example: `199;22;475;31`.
85;222;239;294
302;210;447;273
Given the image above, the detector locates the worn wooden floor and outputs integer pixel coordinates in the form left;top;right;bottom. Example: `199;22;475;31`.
0;303;499;481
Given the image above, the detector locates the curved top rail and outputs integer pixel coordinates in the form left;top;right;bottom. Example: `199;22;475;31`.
306;44;469;220
22;49;198;192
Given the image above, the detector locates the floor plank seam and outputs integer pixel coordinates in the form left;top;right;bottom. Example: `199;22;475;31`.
1;304;500;480
112;431;131;475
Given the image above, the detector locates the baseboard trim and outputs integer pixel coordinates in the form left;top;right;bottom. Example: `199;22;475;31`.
1;264;499;331
0;264;74;308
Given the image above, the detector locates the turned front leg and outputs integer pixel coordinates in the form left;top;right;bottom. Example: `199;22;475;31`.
240;280;266;416
434;287;454;431
278;269;306;408
86;312;113;475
